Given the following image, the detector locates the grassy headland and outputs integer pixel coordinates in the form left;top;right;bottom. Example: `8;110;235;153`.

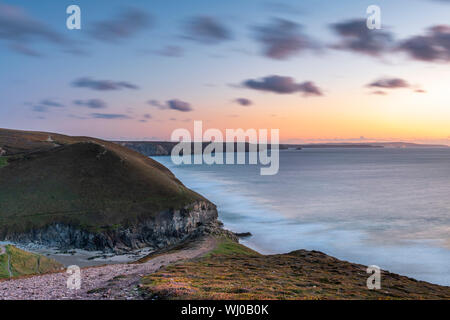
0;128;206;236
141;238;450;300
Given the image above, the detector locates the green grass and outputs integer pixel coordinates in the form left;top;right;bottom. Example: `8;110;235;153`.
204;238;260;257
0;157;7;168
0;245;63;279
0;254;10;278
0;129;206;235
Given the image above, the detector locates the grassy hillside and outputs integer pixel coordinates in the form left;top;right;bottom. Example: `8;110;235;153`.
0;245;62;279
0;128;206;235
141;238;450;300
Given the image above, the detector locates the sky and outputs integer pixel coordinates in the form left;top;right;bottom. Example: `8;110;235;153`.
0;0;449;144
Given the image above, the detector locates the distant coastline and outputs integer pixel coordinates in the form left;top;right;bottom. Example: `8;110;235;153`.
116;141;448;156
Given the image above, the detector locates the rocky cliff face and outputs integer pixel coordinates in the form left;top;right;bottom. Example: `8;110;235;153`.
5;201;219;253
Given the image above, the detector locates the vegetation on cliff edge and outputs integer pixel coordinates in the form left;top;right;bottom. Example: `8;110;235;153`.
141;238;450;300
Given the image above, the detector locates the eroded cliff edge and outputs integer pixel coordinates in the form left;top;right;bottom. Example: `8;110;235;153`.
4;201;222;253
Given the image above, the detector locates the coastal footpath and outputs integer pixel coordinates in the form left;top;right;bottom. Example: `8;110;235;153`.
0;234;449;300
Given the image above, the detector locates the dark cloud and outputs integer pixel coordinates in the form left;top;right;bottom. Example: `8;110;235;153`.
397;25;450;62
330;19;394;56
148;99;194;112
243;75;323;96
184;16;232;44
367;78;410;89
167;99;193;112
90;113;131;119
0;4;70;56
234;98;253;106
253;18;316;60
154;45;184;57
90;8;152;42
74;99;108;109
72;77;139;91
143;113;152;119
41;99;64;107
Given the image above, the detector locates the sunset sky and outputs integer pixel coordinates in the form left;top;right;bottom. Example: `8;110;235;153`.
1;0;449;144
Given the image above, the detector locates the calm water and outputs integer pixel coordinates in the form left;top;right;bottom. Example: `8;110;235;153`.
153;148;450;286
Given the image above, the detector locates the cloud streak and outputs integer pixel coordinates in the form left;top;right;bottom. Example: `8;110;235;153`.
398;25;450;62
243;75;323;96
41;99;64;107
184;16;232;44
90;8;152;43
72;77;139;91
330;19;394;56
253;18;317;60
0;3;75;56
148;99;194;112
30;99;65;112
74;99;108;109
90;113;131;119
367;78;410;89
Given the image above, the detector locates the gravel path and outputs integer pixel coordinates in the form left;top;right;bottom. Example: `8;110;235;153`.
0;237;216;300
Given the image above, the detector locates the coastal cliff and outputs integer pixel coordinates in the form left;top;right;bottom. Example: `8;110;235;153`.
0;128;222;253
4;201;219;253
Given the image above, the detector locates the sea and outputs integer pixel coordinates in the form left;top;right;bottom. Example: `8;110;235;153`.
153;148;450;286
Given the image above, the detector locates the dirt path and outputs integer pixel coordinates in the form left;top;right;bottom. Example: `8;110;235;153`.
0;236;216;300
